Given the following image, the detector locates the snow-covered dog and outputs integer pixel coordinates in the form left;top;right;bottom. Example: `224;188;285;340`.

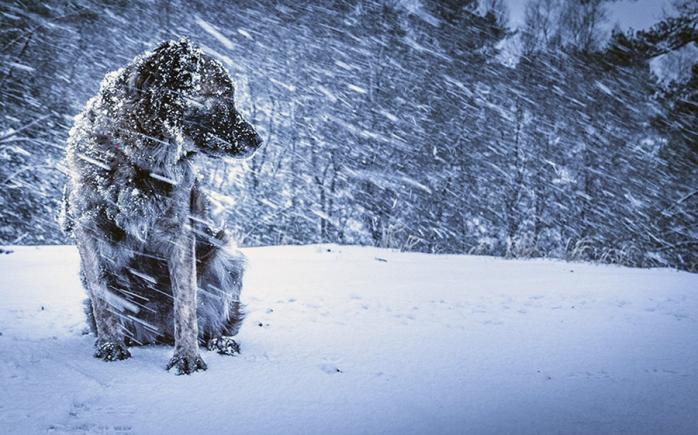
60;39;262;374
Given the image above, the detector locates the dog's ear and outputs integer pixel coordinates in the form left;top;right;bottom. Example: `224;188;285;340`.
135;40;197;91
126;39;200;135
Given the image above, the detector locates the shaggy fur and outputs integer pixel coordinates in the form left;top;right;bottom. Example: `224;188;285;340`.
60;39;262;374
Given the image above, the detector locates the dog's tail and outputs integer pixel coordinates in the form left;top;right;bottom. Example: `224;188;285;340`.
195;227;246;340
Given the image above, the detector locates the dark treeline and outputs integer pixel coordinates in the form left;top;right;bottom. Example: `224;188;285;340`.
1;0;696;270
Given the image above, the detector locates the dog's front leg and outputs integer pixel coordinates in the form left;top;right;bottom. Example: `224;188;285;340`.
166;228;207;375
76;232;131;361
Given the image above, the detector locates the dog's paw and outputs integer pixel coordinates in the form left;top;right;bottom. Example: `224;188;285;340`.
207;336;241;356
166;352;207;375
94;341;131;361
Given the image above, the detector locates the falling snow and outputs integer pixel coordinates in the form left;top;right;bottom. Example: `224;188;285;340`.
1;1;695;270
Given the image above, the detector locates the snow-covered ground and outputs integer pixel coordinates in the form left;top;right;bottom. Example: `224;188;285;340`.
1;245;696;434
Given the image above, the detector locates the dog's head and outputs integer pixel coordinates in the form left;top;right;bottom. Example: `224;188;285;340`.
128;38;262;159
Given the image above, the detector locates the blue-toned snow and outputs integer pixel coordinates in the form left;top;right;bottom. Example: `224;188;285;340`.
0;245;697;434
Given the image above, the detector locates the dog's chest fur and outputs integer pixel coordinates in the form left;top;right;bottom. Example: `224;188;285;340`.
110;157;195;246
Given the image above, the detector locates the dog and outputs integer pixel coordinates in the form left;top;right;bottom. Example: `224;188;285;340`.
60;38;262;374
